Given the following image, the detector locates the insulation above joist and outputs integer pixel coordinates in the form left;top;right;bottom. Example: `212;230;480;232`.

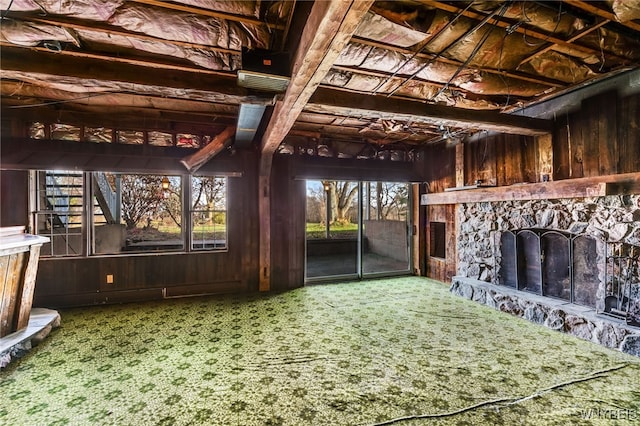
0;0;269;71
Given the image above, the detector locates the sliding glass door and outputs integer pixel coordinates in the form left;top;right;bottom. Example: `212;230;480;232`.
305;180;359;280
305;180;410;282
362;182;410;275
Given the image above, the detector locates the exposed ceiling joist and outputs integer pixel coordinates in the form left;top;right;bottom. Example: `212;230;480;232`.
518;18;611;67
0;46;246;101
350;37;567;89
1;105;233;135
130;0;284;30
291;122;435;143
0;81;239;116
419;0;631;64
9;14;240;56
564;0;640;33
0;42;234;78
307;88;553;136
260;0;375;156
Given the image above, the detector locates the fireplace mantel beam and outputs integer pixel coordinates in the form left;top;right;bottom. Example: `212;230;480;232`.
421;172;640;205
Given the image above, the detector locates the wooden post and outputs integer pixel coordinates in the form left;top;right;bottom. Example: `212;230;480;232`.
455;142;465;187
257;1;374;292
258;154;273;292
537;133;553;182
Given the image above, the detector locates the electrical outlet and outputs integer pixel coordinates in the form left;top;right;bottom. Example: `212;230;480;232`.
106;274;114;284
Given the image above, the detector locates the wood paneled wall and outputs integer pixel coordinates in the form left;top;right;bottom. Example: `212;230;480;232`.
1;170;29;227
270;155;306;291
554;92;640;179
0;150;261;308
465;134;538;186
422;143;456;193
425;92;640;194
420;92;640;283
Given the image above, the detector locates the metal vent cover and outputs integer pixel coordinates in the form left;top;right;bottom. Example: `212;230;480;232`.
237;70;290;93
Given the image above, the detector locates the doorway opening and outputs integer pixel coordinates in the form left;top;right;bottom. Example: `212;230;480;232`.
305;180;410;282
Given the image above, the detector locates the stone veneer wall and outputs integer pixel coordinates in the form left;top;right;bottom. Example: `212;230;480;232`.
457;194;640;285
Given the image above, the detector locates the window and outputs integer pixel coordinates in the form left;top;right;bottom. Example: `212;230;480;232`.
191;176;227;250
33;171;228;256
93;173;184;253
34;170;84;257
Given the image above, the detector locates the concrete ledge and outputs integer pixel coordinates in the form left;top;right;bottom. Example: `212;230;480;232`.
0;308;60;368
451;277;640;357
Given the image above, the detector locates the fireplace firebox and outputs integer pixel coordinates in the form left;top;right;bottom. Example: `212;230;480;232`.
499;229;640;327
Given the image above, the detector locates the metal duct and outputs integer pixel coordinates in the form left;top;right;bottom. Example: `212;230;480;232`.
235;103;267;148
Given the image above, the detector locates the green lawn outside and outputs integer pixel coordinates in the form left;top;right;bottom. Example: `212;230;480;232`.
150;222;355;239
306;222;358;239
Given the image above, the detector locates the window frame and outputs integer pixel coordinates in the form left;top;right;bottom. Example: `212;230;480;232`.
32;171;230;257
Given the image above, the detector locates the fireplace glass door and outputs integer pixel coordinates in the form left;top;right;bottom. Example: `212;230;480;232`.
499;231;517;288
517;230;541;294
572;235;598;307
501;229;601;307
541;231;571;301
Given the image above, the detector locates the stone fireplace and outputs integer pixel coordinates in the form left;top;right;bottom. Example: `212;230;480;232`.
498;230;639;322
452;194;640;356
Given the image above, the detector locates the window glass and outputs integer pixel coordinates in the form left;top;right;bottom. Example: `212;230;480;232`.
35;172;229;255
191;176;227;250
94;173;184;253
34;171;84;257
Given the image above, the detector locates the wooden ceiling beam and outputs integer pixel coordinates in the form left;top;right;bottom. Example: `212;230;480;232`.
0;137;246;175
1;105;233;135
260;1;374;156
564;0;640;33
8;14;240;56
291;122;434;143
307;87;553;136
181;126;236;173
130;0;285;30
258;0;374;292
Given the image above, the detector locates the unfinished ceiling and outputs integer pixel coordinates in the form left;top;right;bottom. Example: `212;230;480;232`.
2;0;640;158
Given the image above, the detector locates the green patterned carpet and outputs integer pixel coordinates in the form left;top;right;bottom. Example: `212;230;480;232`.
1;277;639;425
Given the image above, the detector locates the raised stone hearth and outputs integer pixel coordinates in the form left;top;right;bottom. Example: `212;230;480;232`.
451;277;640;357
